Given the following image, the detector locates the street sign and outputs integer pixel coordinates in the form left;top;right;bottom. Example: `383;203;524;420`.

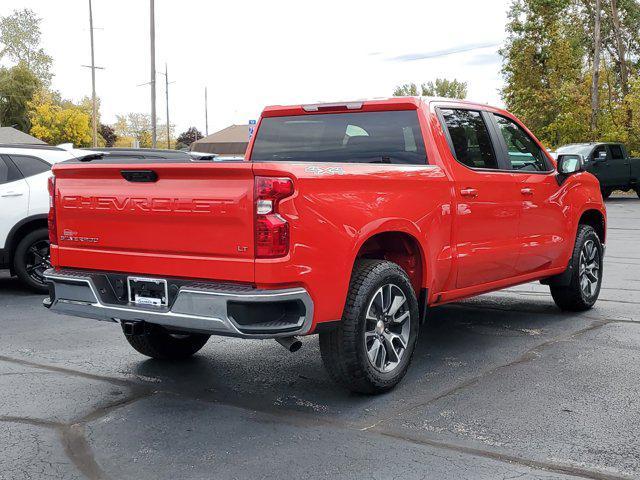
248;119;257;139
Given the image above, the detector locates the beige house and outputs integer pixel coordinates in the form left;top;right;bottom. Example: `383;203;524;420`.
190;124;249;156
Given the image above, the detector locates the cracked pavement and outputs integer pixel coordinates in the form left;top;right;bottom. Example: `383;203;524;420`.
0;194;639;480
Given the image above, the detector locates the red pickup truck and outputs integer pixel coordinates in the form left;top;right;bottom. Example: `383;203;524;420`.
44;97;606;394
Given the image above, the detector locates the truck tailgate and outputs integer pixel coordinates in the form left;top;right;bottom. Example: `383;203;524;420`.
51;161;255;283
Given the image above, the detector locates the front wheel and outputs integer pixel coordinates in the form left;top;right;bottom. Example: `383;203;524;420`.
550;225;603;311
319;259;419;394
123;325;210;360
13;228;51;293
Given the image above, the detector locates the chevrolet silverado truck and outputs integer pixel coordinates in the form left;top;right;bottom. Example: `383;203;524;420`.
43;97;606;394
556;142;640;198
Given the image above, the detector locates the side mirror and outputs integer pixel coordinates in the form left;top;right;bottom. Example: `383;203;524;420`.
556;154;584;184
593;150;607;162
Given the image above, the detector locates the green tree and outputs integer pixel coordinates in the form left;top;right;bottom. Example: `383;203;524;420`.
501;0;591;147
393;78;467;98
393;83;420;96
99;123;117;147
0;9;53;84
421;79;468;98
0;62;40;131
500;0;640;152
176;126;203;148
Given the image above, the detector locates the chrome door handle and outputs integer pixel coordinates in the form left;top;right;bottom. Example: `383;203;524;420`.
520;188;534;195
460;188;478;198
0;192;23;197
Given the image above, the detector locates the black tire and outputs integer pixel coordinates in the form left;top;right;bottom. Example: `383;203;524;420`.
123;325;210;360
13;228;51;293
636;188;640;199
601;188;613;199
550;225;603;312
319;259;419;394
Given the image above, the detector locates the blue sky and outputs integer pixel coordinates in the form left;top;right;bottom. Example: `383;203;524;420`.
0;0;510;135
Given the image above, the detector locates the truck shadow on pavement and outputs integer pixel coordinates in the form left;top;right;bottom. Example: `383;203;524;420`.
128;295;588;425
0;270;597;426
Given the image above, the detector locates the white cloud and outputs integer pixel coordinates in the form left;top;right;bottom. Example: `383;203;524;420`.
0;0;510;136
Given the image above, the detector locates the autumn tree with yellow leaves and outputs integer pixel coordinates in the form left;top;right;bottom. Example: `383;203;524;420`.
28;91;92;147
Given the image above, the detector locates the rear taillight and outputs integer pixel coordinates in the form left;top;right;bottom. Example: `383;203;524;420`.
255;176;294;258
47;175;57;245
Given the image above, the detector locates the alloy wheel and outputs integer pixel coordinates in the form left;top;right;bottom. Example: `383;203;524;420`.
364;283;411;373
24;239;51;286
579;239;600;299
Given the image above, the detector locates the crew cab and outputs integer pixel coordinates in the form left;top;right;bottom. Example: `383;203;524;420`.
43;98;606;393
556;142;640;198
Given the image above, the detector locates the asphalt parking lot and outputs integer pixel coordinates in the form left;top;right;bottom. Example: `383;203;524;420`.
1;194;639;480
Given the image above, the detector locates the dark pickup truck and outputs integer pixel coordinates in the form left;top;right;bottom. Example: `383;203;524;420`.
556;142;640;198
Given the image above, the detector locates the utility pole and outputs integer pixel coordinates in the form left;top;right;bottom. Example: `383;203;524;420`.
205;87;209;136
82;1;103;147
150;0;157;147
84;0;102;147
165;63;169;148
158;63;174;149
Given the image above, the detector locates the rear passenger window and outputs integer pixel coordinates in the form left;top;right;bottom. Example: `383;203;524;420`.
441;109;498;169
0;157;22;184
9;155;50;178
609;145;624;160
0;159;9;184
493;115;549;172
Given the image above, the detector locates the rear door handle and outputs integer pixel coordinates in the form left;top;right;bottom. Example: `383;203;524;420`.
460;188;478;198
520;188;534;195
1;191;23;197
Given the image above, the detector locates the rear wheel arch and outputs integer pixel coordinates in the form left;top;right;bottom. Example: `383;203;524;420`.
6;214;48;257
354;230;426;298
578;209;605;244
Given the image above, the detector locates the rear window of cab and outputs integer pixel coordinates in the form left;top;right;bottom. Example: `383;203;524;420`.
250;111;427;165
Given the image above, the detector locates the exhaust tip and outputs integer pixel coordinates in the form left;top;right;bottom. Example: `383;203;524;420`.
276;336;302;353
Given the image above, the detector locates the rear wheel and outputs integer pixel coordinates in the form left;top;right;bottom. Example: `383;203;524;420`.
13;228;51;293
123;325;210;360
319;259;419;394
550;225;603;311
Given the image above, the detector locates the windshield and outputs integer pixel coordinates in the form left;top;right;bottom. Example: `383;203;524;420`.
250;111;427;165
556;144;594;157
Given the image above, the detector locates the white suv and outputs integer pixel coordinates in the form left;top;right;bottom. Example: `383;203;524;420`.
1;145;195;292
0;145;101;292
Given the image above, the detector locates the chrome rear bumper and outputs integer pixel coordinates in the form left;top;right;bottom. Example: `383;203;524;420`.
43;268;313;339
